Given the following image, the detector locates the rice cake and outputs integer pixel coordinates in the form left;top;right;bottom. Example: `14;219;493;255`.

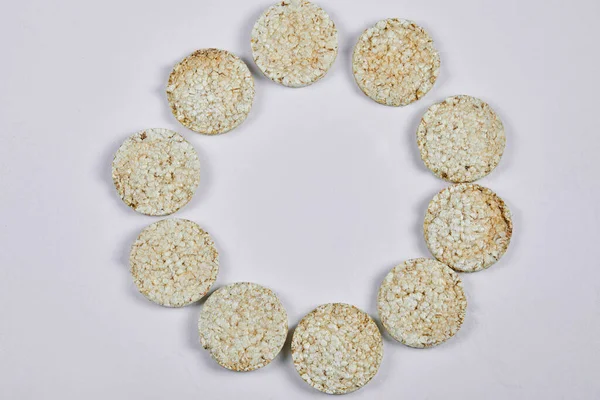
112;128;200;216
377;258;467;348
251;0;338;87
130;219;219;307
352;19;440;106
198;282;288;372
417;95;506;183
167;49;254;135
424;184;513;272
291;303;383;394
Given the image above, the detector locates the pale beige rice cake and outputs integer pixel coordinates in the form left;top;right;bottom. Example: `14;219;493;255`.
291;303;383;394
166;49;254;135
424;184;513;272
417;95;506;183
251;0;338;87
112;128;200;216
130;219;219;307
352;19;440;106
377;258;467;348
198;282;288;372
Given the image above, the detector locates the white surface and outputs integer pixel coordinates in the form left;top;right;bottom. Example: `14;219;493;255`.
0;0;599;398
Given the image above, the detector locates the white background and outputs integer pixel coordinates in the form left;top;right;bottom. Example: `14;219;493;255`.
1;0;599;398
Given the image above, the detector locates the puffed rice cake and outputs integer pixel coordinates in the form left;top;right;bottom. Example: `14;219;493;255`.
424;183;513;272
417;95;506;183
352;19;440;106
166;49;254;135
378;258;467;348
291;303;383;394
198;282;288;372
129;219;219;307
112;128;200;216
251;0;338;87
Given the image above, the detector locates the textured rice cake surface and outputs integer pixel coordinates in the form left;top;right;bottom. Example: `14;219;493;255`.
417;95;506;183
198;282;288;372
424;184;512;272
112;128;200;216
167;49;254;135
251;0;338;87
130;219;219;307
378;258;467;348
291;303;383;394
353;19;440;106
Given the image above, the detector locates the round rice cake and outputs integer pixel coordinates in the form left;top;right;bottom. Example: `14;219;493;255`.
112;128;200;216
424;184;513;272
417;95;506;183
166;49;254;135
198;282;288;372
377;258;467;348
352;19;440;106
130;219;219;307
251;0;338;87
291;303;383;394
